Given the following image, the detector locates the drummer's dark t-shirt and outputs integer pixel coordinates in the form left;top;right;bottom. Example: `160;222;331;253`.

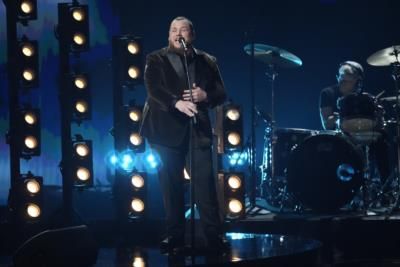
319;84;342;112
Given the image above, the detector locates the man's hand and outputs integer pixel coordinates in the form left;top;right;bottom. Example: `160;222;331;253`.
175;100;198;117
183;83;207;103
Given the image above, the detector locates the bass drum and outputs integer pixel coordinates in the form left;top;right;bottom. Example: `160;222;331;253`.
287;134;363;212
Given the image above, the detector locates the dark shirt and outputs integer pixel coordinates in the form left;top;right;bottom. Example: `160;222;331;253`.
319;84;341;112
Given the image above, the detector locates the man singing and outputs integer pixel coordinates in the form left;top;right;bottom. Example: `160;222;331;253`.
140;16;228;253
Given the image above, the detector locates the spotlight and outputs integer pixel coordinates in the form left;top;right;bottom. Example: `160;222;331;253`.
26;203;41;218
19;108;41;158
222;172;245;219
70;73;91;121
131;198;145;213
58;3;90;52
227;151;248;167
113;35;144;86
9;173;43;222
117;104;145;152
72;138;93;187
228;199;243;214
223;104;243;152
18;39;39;88
17;0;37;21
131;174;145;189
227;175;242;190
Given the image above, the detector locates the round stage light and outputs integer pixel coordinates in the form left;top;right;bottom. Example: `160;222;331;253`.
75;144;89;157
228;199;243;214
131;174;144;189
130;133;142;146
129;110;141;122
132;257;145;267
26;179;40;194
128;67;140;79
21;43;34;57
25;136;38;149
73;33;86;46
26;203;41;218
24;112;37;125
226;108;240;121
74;76;87;89
77;167;90;181
72;8;85;22
227;132;241;146
22;69;35;81
75;100;88;114
228;175;241;189
127;42;139;55
131;198;145;213
20;1;34;15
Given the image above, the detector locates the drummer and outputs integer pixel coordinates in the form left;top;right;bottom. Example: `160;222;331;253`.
319;61;364;130
319;61;391;182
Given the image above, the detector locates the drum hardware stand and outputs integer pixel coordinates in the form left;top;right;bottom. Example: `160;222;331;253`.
388;61;400;214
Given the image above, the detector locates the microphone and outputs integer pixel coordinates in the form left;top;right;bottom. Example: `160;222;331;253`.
178;36;188;51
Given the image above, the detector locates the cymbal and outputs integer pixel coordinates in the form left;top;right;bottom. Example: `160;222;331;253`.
367;45;400;66
244;43;302;68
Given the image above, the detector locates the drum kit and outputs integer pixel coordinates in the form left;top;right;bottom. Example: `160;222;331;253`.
244;43;400;213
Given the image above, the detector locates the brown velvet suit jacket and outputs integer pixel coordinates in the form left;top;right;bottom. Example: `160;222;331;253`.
140;47;226;148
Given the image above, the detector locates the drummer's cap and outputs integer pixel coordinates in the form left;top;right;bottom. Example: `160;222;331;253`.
338;61;364;81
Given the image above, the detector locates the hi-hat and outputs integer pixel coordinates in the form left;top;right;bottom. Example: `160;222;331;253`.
244;43;302;68
367;45;400;66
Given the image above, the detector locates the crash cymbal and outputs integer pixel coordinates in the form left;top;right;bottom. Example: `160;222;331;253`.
367;45;400;66
244;43;302;68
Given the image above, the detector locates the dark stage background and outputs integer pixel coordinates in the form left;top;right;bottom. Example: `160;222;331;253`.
0;0;399;219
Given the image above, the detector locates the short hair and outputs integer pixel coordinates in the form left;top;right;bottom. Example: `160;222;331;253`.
170;16;195;33
338;61;364;80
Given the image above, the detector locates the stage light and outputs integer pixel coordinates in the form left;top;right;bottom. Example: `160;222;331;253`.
223;104;243;152
21;43;35;57
72;138;93;187
226;108;240;121
227;151;248;167
131;174;144;189
77;167;90;181
18;108;41;158
74;76;87;89
128;67;140;79
18;39;39;88
228;199;243;214
184;168;190;180
227;132;241;146
58;3;90;52
17;0;37;21
129;109;141;122
75;143;89;157
73;33;86;46
129;133;143;146
222;172;245;219
70;73;91;121
72;8;85;22
9;173;43;222
132;257;145;267
26;203;41;218
227;175;242;190
131;198;145;213
127;41;140;55
26;179;41;194
113;35;143;86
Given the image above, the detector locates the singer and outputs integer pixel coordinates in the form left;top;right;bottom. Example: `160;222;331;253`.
140;16;228;253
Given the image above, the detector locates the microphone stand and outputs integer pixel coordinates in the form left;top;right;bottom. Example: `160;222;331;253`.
181;41;197;253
